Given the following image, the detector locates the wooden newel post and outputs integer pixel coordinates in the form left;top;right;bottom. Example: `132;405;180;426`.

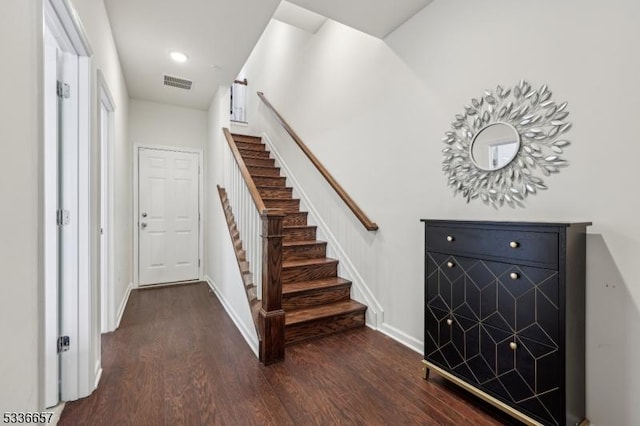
258;209;285;365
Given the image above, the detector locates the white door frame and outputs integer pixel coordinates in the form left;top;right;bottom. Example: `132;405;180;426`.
98;71;116;333
43;0;96;406
43;12;61;409
133;144;204;287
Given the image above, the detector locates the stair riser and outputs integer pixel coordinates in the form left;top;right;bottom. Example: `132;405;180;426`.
252;176;286;187
284;243;327;260
283;262;337;284
284;212;308;227
258;187;293;199
285;310;366;345
235;141;265;151
264;199;300;213
248;166;280;177
283;285;350;311
244;157;275;167
283;227;316;242
238;148;271;159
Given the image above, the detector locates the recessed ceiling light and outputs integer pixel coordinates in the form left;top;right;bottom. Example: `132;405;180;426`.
170;51;188;63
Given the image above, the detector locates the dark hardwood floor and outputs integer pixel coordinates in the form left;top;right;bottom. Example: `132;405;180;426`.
59;282;519;425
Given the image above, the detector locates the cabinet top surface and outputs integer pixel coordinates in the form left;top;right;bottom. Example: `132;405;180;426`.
421;219;592;228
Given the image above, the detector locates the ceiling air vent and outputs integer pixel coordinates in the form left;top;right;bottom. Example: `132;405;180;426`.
163;74;192;90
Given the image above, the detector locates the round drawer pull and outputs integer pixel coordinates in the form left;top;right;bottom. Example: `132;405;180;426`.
509;241;520;249
446;318;453;326
446;261;455;268
509;342;518;350
446;235;454;242
510;272;520;280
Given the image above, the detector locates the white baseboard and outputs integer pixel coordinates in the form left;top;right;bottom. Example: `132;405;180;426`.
378;322;423;355
204;275;259;358
115;282;133;329
261;132;385;329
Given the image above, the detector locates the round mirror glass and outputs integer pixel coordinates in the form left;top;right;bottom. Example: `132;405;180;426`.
470;123;521;171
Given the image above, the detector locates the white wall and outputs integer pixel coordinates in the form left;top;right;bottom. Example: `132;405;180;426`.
205;86;259;354
129;99;208;150
238;2;640;423
0;0;42;412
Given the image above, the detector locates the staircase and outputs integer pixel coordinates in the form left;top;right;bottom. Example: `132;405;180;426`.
232;133;367;345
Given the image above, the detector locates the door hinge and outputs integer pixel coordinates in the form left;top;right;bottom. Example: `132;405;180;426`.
198;259;201;267
56;80;70;99
57;336;70;354
56;209;70;226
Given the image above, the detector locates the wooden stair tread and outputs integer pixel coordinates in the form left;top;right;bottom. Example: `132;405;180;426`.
237;149;271;158
283;277;351;294
242;153;272;159
283;257;337;269
285;300;366;326
231;133;262;142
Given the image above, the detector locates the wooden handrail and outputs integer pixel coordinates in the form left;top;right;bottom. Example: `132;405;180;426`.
223;127;267;213
257;92;379;231
222;127;285;364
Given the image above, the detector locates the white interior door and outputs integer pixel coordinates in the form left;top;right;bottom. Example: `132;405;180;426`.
138;148;200;285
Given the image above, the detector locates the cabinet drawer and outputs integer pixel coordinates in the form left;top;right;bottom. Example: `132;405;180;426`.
426;253;560;347
427;224;559;268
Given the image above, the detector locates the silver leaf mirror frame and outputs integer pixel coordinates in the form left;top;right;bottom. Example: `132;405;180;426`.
442;80;572;208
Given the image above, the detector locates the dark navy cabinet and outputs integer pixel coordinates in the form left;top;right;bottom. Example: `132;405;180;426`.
421;220;590;426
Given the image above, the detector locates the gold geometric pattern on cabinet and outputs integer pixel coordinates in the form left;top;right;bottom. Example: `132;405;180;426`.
425;252;562;424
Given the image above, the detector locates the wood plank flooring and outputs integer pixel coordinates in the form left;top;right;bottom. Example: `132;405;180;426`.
59;282;521;425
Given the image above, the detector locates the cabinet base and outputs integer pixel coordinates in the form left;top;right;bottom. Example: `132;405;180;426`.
422;360;544;426
422;362;590;426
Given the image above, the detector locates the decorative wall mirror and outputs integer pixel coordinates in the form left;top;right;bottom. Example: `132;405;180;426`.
442;80;572;208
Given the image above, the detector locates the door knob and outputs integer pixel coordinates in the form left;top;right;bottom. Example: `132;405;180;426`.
140;222;147;229
141;212;147;218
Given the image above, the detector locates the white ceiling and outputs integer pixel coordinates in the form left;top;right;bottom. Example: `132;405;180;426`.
287;0;433;39
103;0;432;110
104;0;281;110
273;2;327;34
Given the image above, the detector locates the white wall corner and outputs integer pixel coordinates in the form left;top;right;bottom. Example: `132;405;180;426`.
204;275;259;358
378;322;423;355
115;282;133;329
261;132;385;329
94;363;103;389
